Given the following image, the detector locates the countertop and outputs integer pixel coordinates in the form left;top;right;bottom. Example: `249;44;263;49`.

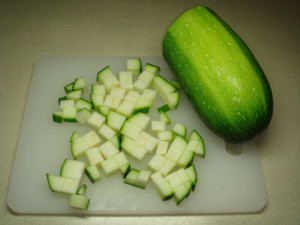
1;0;299;224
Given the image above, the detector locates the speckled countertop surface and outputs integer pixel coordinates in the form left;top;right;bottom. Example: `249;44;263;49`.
1;0;299;224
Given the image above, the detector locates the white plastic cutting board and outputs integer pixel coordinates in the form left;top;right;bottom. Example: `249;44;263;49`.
7;56;266;215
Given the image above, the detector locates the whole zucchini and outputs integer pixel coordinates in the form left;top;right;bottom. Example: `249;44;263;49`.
163;6;273;143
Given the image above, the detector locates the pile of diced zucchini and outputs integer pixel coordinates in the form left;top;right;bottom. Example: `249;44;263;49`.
47;58;205;210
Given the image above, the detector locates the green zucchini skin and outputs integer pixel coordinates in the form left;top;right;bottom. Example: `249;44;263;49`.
163;6;273;143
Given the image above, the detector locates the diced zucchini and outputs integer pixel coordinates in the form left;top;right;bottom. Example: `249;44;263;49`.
70;131;79;142
101;157;120;174
90;94;105;108
157;130;174;142
177;150;194;168
137;132;158;153
59;99;75;110
114;152;130;169
97;66;119;92
120;135;138;154
185;165;198;191
60;159;85;180
120;135;148;160
124;90;141;104
151;120;166;132
71;136;89;159
152;76;180;110
159;111;171;124
148;154;167;172
107;111;126;131
124;168;140;186
46;173;80;194
81;130;101;149
143;63;160;76
172;123;187;138
69;194;90;210
156;140;169;156
103;94;122;110
173;182;192;205
120;121;143;140
133;70;155;93
157;104;171;113
85;165;101;183
98;105;110;117
53;111;63;123
76;108;92;124
110;134;120;149
159;159;176;176
64;82;74;93
99;141;119;159
133;96;151;114
91;84;106;95
85;147;104;166
127;58;142;75
150;172;174;201
72;77;86;91
124;168;151;189
136;170;151;189
86;111;106;130
110;86;126;100
62;108;77;122
142;89;157;104
98;123;116;140
119;71;133;91
128;112;151;130
67;89;83;101
58;96;67;104
116;100;135;117
119;163;131;177
165;145;184;162
76;184;87;195
187;130;206;157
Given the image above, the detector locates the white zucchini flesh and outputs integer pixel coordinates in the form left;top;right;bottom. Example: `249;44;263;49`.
157;130;174;142
119;71;133;91
101;157;120;175
151;120;166;132
67;89;83;101
72;77;86;91
116;100;135;117
107;111;126;131
150;172;174;201
99;141;119;159
69;194;90;210
126;58;142;75
124;169;151;189
91;84;106;95
86;112;106;130
85;147;104;167
124;90;141;104
46;174;80;194
97;66;119;92
98;123;116;140
76;108;92;125
172;123;187;138
85;165;101;183
60;159;85;180
159;111;171;125
143;63;160;76
76;184;87;195
156;140;169;156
